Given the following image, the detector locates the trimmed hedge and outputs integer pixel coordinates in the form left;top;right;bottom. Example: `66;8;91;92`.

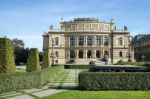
26;48;41;72
79;72;150;90
0;66;64;93
0;38;16;73
64;64;94;69
42;52;51;69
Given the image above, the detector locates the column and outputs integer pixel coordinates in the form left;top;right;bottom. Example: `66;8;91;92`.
84;36;87;46
76;50;78;58
93;36;96;46
76;36;78;47
68;36;70;46
84;50;87;59
92;50;96;58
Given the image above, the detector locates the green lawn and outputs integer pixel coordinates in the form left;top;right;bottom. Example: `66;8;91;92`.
40;90;150;99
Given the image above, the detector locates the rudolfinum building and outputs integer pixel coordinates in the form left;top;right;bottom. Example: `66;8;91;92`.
43;18;134;64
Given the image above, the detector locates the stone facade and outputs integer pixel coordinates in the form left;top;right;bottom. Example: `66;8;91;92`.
43;18;134;64
132;34;150;61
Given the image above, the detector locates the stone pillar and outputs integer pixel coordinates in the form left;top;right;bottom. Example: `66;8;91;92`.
76;50;78;58
68;36;70;46
76;36;78;47
84;50;87;59
84;36;87;46
92;50;96;58
93;36;96;46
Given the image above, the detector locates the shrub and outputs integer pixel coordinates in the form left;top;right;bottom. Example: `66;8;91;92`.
0;66;64;93
79;71;150;90
42;52;51;69
89;61;95;66
0;38;16;73
64;64;93;69
26;48;41;72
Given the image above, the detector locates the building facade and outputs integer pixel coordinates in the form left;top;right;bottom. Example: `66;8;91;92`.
43;18;134;64
132;34;150;61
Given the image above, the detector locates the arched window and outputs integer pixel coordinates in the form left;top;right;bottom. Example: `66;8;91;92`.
118;37;123;46
70;50;75;58
119;51;122;57
79;36;84;46
87;50;92;58
70;36;75;46
87;36;92;46
55;51;58;57
104;51;109;58
96;50;101;58
96;36;101;46
79;50;83;58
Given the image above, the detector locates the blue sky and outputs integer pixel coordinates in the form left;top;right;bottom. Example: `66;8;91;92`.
0;0;150;51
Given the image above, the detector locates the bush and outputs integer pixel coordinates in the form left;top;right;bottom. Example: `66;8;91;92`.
79;71;150;90
0;66;64;93
89;61;95;66
0;38;16;73
26;48;41;72
42;52;51;69
64;64;93;69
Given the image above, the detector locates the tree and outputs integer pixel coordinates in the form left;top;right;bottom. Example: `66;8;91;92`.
0;38;16;73
12;38;24;48
12;38;29;65
26;48;41;72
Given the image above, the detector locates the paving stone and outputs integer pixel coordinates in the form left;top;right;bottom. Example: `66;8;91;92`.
32;89;66;97
7;94;34;99
1;92;22;98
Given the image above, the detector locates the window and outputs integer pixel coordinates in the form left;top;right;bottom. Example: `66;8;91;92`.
104;51;109;58
104;36;108;46
79;36;84;46
96;36;101;46
70;36;75;46
118;37;123;46
55;51;58;57
79;50;83;58
55;37;59;46
96;50;101;58
70;50;75;58
87;36;92;46
55;60;58;63
119;51;122;57
87;50;92;58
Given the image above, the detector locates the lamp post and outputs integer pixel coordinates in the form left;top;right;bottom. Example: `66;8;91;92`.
110;19;114;64
50;36;55;64
126;35;132;62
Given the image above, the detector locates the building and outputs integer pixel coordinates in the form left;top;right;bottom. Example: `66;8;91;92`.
132;34;150;61
43;18;134;64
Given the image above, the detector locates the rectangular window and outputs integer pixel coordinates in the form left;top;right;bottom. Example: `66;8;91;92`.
70;36;75;46
79;36;84;46
55;37;59;46
87;36;92;46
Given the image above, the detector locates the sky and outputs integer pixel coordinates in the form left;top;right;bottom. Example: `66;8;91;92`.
0;0;150;51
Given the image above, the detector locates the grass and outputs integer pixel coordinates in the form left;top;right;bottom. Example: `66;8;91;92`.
40;90;150;99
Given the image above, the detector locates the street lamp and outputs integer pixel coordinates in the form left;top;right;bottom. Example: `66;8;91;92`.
50;35;55;64
110;19;114;64
126;35;132;62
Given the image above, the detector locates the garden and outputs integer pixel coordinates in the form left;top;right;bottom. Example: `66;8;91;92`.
0;37;150;99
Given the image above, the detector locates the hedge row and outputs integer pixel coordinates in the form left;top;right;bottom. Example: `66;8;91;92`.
79;72;150;90
0;38;16;73
64;64;94;69
0;66;64;93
